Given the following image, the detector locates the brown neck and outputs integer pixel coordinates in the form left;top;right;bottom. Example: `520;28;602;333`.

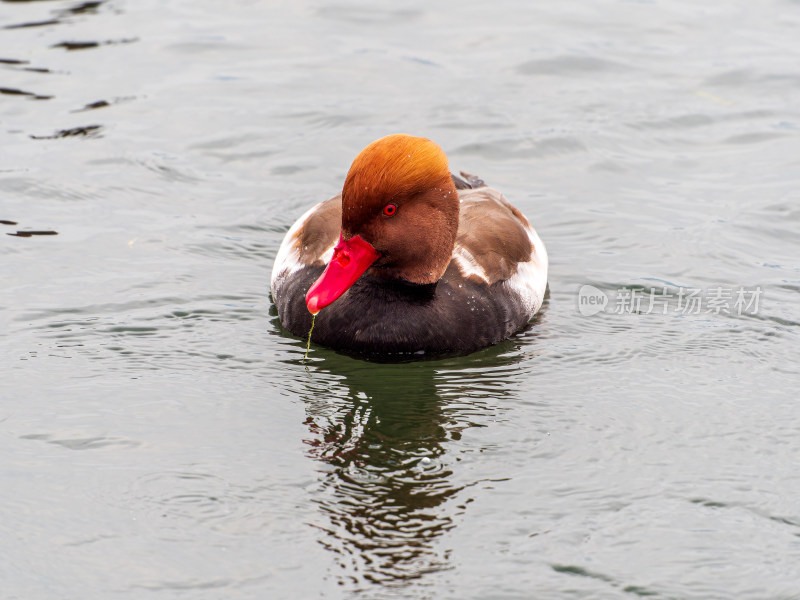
369;176;459;285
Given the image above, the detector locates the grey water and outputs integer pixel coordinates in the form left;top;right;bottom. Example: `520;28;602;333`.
2;0;800;598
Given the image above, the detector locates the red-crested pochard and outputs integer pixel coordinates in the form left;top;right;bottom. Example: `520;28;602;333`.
271;134;548;356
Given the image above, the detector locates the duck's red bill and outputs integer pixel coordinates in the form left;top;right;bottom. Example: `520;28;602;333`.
305;234;379;315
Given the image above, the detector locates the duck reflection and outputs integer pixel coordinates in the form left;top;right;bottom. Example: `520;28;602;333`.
303;363;456;585
291;330;541;589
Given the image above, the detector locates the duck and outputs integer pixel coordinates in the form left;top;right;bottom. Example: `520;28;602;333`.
270;134;548;356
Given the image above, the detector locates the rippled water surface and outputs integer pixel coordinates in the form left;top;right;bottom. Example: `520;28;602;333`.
2;0;800;598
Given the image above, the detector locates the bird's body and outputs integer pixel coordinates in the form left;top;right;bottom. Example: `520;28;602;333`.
271;135;548;356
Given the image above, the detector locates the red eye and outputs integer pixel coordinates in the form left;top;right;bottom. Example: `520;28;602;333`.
383;203;397;216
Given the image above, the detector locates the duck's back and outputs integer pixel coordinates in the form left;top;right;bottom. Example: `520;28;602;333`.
271;183;548;356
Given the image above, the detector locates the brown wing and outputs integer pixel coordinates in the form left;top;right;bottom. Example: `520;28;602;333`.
271;195;341;290
452;187;535;285
297;194;341;266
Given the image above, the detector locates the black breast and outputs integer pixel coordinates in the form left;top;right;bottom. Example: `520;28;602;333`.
273;266;529;357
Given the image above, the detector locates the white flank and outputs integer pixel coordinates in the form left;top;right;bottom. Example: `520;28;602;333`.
505;224;549;317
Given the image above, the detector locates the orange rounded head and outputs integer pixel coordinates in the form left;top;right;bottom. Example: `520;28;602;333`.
305;134;460;314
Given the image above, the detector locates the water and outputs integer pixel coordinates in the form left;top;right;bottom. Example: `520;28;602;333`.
2;0;799;598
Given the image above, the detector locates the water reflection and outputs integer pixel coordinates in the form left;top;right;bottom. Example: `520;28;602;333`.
293;340;533;589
